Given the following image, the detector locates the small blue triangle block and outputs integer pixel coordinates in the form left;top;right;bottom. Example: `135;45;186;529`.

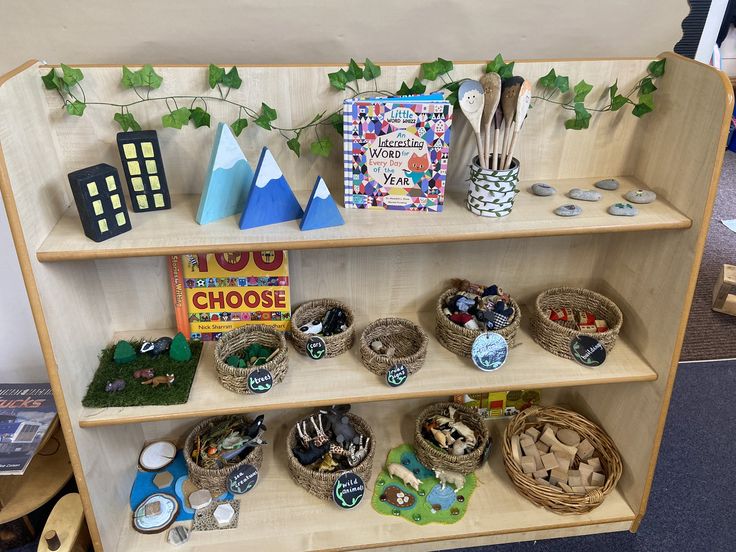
197;123;254;225
238;147;304;230
300;176;344;231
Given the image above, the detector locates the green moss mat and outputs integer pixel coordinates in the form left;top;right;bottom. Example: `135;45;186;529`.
372;444;477;525
82;339;202;408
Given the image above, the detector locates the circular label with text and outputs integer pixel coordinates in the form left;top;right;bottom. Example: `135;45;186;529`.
569;335;606;367
227;463;259;495
332;472;365;509
386;364;409;387
247;368;273;393
306;336;327;360
471;333;508;372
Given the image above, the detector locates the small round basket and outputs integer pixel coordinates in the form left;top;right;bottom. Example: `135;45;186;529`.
286;412;376;501
414;402;491;475
214;325;288;394
289;299;355;358
435;287;521;358
184;415;265;496
359;318;428;376
529;287;623;360
502;405;623;514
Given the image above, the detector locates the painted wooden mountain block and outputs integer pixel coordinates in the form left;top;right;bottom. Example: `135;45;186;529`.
300;176;344;231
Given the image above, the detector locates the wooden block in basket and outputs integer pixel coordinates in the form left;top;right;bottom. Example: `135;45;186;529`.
502;405;623;514
289;299;355;358
359;317;428;376
435;287;521;358
214;324;288;394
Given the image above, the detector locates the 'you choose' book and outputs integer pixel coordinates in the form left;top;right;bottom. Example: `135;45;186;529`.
343;94;453;212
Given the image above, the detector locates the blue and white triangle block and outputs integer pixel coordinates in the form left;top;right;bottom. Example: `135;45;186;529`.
300;176;344;231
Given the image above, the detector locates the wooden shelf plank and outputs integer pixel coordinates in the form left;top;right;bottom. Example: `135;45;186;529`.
78;310;656;428
38;176;690;262
116;401;635;552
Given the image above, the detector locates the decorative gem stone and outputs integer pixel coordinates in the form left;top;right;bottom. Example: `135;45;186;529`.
457;495;465;502
594;178;620;190
567;188;601;202
553;204;582;217
167;525;189;546
378;478;385;486
213;503;236;526
413;513;422;522
531;182;556;196
393;509;401;516
188;489;212;510
624;189;656;204
608;203;638;216
113;340;136;364
153;471;173;489
169;332;192;362
451;507;460;516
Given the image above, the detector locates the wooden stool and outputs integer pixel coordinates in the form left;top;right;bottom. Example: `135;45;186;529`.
37;494;89;552
712;264;736;315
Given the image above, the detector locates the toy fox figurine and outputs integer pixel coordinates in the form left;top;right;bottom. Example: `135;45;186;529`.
141;374;175;388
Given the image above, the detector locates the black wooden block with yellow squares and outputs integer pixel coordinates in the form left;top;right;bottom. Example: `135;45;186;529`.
116;130;171;212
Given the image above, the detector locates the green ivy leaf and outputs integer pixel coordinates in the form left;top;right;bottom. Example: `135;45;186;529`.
437;57;453;75
328;68;349;91
609;81;618;100
138;65;163;89
310;138;332;157
564;102;591;130
539;69;557;89
346;59;363;81
363;58;381;81
555;75;569;93
396;78;426;96
287;137;301;157
485;54;506;74
632;93;654;117
648;58;666;78
113;112;142;132
60;64;83;88
420;60;440;81
190;107;211;128
231;118;249;136
41;68;62;90
444;81;460;92
254;102;277;130
222;66;242;89
610;95;630;111
447;92;459;107
573;80;593;103
162;107;191;129
121;66;140;88
329;112;343;135
65;100;86;116
208;64;225;88
639;77;657;95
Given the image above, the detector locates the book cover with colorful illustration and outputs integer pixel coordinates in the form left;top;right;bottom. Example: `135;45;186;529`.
169;251;290;341
343;94;453;211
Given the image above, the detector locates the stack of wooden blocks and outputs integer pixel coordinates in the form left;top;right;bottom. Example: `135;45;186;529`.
510;425;605;494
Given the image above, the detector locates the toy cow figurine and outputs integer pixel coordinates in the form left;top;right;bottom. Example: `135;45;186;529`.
434;468;465;492
387;463;422;491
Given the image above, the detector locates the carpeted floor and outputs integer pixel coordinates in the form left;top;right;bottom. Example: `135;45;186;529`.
680;151;736;361
447;360;736;552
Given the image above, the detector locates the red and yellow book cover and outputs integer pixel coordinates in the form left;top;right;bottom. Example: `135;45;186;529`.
169;251;290;340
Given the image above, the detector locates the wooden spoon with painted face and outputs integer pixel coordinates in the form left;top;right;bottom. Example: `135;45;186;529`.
500;76;523;169
479;72;502;170
458;80;487;168
504;79;532;169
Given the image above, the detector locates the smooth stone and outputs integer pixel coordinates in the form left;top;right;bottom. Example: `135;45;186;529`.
594;178;620;191
153;471;173;489
624;189;656;204
608;203;638;216
188;489;212;510
213;503;235;526
167;526;190;546
553;204;582;217
567;188;601;202
531;183;556;196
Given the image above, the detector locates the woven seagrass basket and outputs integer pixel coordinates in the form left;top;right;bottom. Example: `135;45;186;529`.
529;287;623;360
414;402;491;475
502;405;623;514
359;318;428;376
214;325;288;394
289;299;355;358
435;287;521;358
184;415;264;496
286;412;376;501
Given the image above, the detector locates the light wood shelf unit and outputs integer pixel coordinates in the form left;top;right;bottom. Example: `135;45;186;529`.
0;54;731;552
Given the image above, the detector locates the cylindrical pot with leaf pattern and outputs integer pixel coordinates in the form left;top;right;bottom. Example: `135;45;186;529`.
465;155;520;217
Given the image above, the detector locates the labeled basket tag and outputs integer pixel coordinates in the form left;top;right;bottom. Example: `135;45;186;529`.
227;463;259;495
306;336;327;360
386;364;409;387
569;335;606;367
332;472;365;509
471;333;508;372
247;368;273;393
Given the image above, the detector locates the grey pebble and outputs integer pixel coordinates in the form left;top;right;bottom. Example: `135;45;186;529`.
567;188;601;202
531;182;556;196
594;178;620;191
608;203;638;216
624;189;656;204
554;204;582;217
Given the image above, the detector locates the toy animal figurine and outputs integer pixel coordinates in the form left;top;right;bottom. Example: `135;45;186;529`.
141;374;175;388
451;438;471;456
292;441;330;466
317;452;338;472
133;368;155;379
140;337;173;357
387;463;422;491
430;427;449;449
320;405;360;445
433;468;465;492
345;436;371;467
104;379;126;393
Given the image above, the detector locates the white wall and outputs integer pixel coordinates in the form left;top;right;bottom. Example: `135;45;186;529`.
0;1;693;383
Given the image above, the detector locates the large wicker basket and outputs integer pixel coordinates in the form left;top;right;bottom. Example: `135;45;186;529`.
529;287;623;360
502;405;623;514
435;287;521;358
184;415;265;496
359;318;428;376
286;412;376;501
289;299;355;358
414;402;491;475
214;325;288;394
